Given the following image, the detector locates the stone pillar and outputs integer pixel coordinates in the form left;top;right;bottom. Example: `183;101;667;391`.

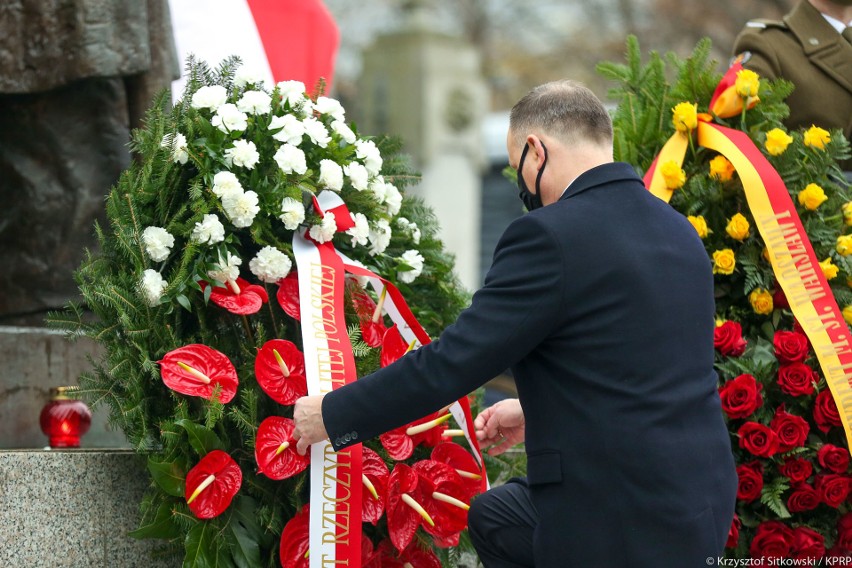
358;2;487;290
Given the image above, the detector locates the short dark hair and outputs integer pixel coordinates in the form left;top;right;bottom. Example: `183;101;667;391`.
509;80;613;148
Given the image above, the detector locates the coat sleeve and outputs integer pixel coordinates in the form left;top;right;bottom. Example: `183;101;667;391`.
732;25;784;80
322;213;566;451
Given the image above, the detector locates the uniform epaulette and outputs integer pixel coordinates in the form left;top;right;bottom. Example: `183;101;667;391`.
744;18;787;30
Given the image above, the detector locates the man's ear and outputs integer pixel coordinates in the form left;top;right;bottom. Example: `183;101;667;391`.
526;135;547;170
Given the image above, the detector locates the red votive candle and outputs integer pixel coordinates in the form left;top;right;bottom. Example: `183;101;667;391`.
39;386;92;448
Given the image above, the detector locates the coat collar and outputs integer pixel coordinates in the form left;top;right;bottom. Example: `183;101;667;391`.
785;0;852;94
558;162;642;202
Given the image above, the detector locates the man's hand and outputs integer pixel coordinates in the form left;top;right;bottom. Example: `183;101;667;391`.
292;394;328;455
474;397;525;456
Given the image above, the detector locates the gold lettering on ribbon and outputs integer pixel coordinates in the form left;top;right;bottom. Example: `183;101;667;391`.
310;263;350;393
321;444;352;547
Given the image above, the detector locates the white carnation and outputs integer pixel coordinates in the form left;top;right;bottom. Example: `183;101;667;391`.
161;132;189;164
141;226;175;262
212;171;243;198
346;212;370;247
190;214;225;245
331;120;356;144
313;96;345;121
369;176;387;203
234;67;266;88
396;217;421;244
249;246;293;283
318;159;344;191
344;162;369;191
269;114;305;145
279;197;306;230
277;80;307;107
273;144;307;175
355;139;383;175
222;190;260;228
224;139;260;169
208;250;242;284
397;250;425;283
190;85;228;111
302;116;331;148
309;212;337;243
211;103;248;133
140;269;168;306
368;218;392;256
236;90;271;115
383;182;402;216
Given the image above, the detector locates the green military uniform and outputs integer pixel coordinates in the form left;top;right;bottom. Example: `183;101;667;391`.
733;0;852;170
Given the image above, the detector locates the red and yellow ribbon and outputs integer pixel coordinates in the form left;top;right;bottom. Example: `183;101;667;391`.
645;63;852;455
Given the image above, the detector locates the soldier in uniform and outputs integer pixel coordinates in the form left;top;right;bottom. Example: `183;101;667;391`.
733;0;852;172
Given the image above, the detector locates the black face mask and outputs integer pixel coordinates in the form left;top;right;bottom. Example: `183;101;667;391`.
517;142;548;211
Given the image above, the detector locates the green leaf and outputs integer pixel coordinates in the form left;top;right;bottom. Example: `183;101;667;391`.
176;419;225;455
177;294;192;312
129;500;180;539
147;456;186;497
183;522;215;568
227;497;264;568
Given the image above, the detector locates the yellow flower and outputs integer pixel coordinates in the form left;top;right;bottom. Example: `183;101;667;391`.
735;69;760;98
837;235;852;256
820;257;839;280
748;288;773;315
763;247;772;263
843;305;852;326
660;160;686;190
803;125;830;150
672;102;698;133
764;128;793;156
797;183;828;211
687;215;710;239
842;202;852;226
725;213;750;241
712;249;736;275
709;155;735;182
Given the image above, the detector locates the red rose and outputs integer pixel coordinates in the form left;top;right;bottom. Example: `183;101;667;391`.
790;526;825;559
827;545;852;560
838;512;852;551
816;474;852;508
727;514;741;549
719;374;764;419
777;362;817;397
779;457;813;484
772;287;789;310
738;421;780;458
787;483;820;513
715;321;747;357
770;407;809;452
818;444;850;474
749;521;793;559
773;330;810;364
814;389;843;433
736;461;763;502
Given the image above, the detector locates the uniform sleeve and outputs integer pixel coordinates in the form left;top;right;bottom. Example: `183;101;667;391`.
322;213;566;451
733;26;783;80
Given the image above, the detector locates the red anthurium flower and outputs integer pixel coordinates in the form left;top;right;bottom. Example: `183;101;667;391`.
380;324;411;368
380;412;453;461
280;503;310;568
255;339;307;405
387;464;434;553
431;442;483;499
361;447;390;525
351;284;388;348
204;277;269;315
276;272;301;320
159;344;239;403
185;450;242;519
413;459;470;542
255;416;310;480
369;539;442;568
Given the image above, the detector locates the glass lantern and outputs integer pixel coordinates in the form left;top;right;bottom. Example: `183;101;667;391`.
39;386;92;448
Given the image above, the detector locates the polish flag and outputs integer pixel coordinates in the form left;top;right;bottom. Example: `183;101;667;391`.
169;0;339;99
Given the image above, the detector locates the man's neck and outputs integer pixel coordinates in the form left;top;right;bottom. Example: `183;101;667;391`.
809;0;852;26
